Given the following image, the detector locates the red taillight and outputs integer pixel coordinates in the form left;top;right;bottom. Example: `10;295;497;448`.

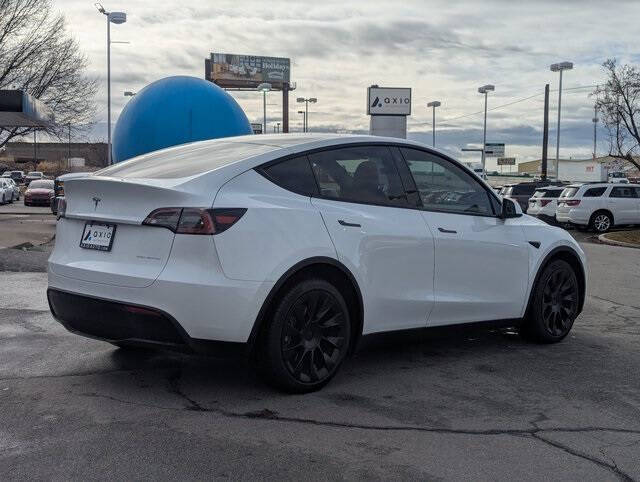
176;208;215;235
210;208;247;234
540;199;552;207
565;199;581;206
143;207;246;235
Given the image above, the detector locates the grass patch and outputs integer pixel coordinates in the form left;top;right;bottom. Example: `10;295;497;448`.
605;230;640;245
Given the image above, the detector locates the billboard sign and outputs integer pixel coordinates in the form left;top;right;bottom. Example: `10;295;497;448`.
484;143;505;157
497;157;516;166
206;53;290;89
367;87;411;116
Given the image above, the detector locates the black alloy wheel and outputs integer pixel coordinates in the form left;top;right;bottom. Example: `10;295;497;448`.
281;289;348;384
521;259;579;343
260;278;351;393
541;267;578;337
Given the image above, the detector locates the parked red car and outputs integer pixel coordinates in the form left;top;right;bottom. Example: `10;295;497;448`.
24;179;54;206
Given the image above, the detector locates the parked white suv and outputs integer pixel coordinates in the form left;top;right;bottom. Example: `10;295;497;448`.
48;134;587;392
526;186;565;224
556;183;640;232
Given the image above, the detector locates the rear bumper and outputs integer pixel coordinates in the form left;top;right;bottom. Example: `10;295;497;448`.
556;208;589;225
25;198;52;206
47;288;246;357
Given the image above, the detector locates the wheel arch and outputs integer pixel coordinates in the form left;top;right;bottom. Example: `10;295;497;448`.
590;209;614;226
247;256;364;356
525;246;586;318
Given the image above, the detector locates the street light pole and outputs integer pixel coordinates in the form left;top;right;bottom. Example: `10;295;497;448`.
296;97;317;132
427;101;441;147
477;85;495;176
550;61;573;178
257;83;272;135
95;4;126;165
297;110;306;132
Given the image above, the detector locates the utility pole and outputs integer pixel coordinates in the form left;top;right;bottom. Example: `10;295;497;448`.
541;84;550;181
68;123;71;160
33;130;37;170
592;105;598;160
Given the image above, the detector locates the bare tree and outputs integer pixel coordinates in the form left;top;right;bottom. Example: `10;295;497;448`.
593;59;640;171
0;0;97;148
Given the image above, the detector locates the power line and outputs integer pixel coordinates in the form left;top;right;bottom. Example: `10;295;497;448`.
415;83;603;127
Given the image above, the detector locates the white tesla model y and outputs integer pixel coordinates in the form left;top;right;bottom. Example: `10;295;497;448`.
48;134;587;392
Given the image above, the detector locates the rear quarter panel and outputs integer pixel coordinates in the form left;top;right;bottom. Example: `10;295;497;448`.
212;169;337;282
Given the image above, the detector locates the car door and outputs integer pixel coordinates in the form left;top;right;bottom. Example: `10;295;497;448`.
608;186;638;224
397;147;530;326
308;144;435;334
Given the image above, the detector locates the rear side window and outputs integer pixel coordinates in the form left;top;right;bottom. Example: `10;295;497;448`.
259;156;318;196
583;187;607;197
309;145;408;207
610;186;637;198
560;187;578;198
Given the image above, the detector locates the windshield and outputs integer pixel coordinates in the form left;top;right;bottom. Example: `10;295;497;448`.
95;141;279;179
29;180;53;189
27;172;42;177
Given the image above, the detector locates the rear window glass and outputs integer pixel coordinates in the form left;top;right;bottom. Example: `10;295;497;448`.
95;141;278;179
511;184;536;195
583;187;607;197
260;156;318;196
560;187;578;198
542;189;562;198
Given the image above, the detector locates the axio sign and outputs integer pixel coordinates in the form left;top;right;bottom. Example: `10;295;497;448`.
367;87;411;116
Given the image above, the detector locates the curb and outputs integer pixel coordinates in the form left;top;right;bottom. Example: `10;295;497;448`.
598;233;640;249
0;212;53;216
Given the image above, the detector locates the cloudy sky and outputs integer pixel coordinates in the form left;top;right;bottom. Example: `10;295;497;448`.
55;0;640;169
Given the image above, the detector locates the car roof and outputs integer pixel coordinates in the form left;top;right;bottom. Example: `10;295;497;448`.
92;133;466;185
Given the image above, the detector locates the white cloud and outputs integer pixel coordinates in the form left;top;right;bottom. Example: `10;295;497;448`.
53;0;640;168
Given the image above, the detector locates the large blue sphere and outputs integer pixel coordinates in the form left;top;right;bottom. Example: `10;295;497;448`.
112;76;252;162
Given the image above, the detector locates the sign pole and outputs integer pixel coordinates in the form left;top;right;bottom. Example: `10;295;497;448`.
282;82;289;134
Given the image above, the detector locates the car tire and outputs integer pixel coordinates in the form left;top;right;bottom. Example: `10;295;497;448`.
258;277;352;393
589;210;612;233
520;259;579;344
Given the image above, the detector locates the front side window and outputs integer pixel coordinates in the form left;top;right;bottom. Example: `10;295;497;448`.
260;156;318;196
400;148;494;215
610;186;637;198
308;146;408;207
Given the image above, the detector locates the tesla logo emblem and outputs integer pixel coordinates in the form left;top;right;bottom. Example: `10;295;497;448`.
92;197;101;210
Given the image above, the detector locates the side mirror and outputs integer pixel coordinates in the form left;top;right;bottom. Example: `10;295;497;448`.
501;197;522;219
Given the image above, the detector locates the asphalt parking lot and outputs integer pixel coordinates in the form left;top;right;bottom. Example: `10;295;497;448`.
1;224;639;479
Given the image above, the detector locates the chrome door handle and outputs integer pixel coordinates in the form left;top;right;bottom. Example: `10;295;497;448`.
438;227;457;234
338;219;361;228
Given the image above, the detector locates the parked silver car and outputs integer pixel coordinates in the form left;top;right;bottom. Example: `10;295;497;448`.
5;178;20;201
